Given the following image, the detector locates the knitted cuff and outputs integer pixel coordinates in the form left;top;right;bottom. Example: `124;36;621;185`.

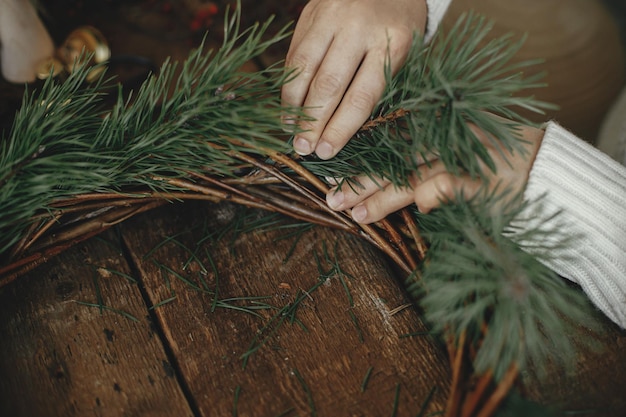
425;0;452;42
521;121;626;328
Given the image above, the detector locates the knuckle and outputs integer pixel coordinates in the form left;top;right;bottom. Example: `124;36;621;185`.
322;124;351;145
285;52;312;75
380;28;414;61
344;18;366;35
433;175;457;200
320;0;341;15
312;72;344;96
394;28;415;49
366;199;385;220
299;0;317;16
280;85;297;104
347;88;377;112
414;191;435;214
299;118;319;133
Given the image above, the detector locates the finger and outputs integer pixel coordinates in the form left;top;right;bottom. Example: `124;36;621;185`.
281;28;333;112
326;175;390;210
292;39;366;155
326;147;440;212
314;50;387;160
413;172;482;213
412;160;456;213
350;183;415;224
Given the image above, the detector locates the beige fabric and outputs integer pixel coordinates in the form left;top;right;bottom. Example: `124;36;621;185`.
597;86;626;165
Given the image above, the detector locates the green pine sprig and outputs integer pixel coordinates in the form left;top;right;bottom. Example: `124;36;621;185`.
298;12;597;381
407;189;597;380
0;5;598;396
0;6;301;255
302;12;554;186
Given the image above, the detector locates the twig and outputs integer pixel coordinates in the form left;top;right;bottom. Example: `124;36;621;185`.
31;201;166;252
244;186;361;236
476;364;519;417
0;201;164;284
188;170;360;233
1;229;103;288
9;211;63;258
400;208;428;261
159;177;358;233
377;218;418;270
445;330;467;417
228;149;415;273
460;370;494;417
264;149;330;195
49;192;156;206
353;220;412;275
360;108;409;132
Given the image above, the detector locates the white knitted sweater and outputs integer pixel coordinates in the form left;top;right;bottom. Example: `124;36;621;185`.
523;122;626;328
427;0;626;328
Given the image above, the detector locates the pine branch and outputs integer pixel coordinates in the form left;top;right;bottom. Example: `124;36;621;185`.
0;8;600;417
0;7;299;256
302;13;555;186
406;188;597;381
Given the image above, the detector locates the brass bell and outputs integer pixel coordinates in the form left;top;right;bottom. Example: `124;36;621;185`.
38;26;110;81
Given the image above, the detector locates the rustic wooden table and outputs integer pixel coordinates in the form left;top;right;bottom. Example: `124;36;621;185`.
1;2;625;416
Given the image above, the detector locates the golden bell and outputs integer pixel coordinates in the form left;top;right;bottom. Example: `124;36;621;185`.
57;26;110;81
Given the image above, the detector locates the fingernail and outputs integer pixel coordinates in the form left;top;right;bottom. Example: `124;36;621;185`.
315;141;334;160
352;205;367;223
326;189;344;210
294;136;312;155
325;176;339;186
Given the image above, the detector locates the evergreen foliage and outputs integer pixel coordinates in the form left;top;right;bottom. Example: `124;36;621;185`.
0;5;597;393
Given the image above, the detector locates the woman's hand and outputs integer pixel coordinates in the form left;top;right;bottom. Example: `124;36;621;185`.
325;121;546;223
281;0;427;160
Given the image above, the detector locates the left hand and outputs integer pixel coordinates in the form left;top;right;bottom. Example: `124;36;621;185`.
281;0;428;160
325;121;546;223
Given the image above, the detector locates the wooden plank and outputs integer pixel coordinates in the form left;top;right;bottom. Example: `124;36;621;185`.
1;3;624;416
2;205;625;417
119;201;626;417
120;201;452;416
521;315;626;416
0;230;194;417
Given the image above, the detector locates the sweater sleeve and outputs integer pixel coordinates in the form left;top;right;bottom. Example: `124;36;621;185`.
425;0;452;41
520;121;626;328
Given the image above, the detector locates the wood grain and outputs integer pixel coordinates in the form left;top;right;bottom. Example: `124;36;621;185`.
120;201;451;417
0;230;194;417
1;2;626;416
